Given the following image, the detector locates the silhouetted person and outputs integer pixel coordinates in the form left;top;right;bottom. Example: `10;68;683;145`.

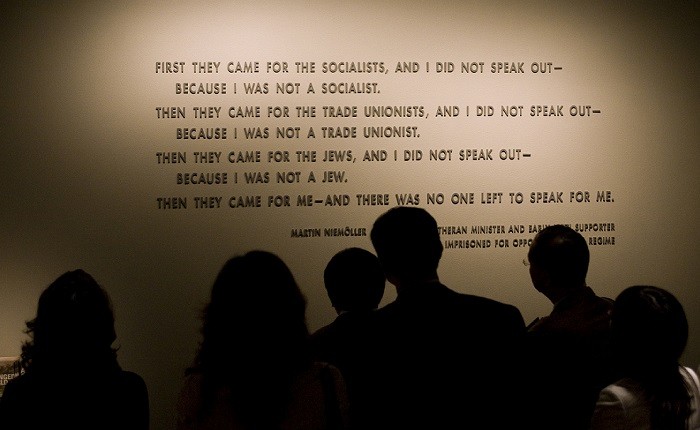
177;251;349;430
369;206;526;429
591;286;700;429
311;247;385;428
319;247;385;315
523;224;615;430
0;269;149;430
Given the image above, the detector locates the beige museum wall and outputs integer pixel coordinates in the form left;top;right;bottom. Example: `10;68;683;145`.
0;1;697;429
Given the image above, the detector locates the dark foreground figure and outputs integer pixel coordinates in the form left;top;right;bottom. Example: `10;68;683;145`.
177;251;349;430
0;269;149;430
368;207;526;429
523;224;615;429
591;285;700;429
311;247;386;428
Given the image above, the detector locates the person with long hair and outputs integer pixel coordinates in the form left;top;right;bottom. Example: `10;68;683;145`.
176;251;349;430
0;269;149;430
591;285;700;429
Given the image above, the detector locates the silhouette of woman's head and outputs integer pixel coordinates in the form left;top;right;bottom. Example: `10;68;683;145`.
194;251;310;426
611;285;691;429
198;250;309;370
612;285;688;370
22;269;118;372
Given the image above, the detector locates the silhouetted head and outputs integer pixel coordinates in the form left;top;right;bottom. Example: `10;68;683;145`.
527;225;589;301
200;250;309;369
22;269;117;371
612;285;688;372
371;206;443;284
195;251;310;427
324;247;385;313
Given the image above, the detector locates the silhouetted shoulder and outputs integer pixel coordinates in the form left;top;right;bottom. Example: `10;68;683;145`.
312;311;378;344
459;293;525;325
378;283;524;330
0;369;149;430
458;292;523;313
440;293;526;353
115;371;149;404
113;370;147;391
109;370;150;430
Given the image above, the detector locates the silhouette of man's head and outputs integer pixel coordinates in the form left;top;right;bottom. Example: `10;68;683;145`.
24;269;117;369
370;206;443;284
527;225;589;300
324;247;385;313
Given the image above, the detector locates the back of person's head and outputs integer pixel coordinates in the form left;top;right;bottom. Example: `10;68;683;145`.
201;250;309;367
528;224;589;288
324;247;385;313
370;206;443;281
612;285;688;371
612;285;690;430
22;269;118;373
195;251;310;426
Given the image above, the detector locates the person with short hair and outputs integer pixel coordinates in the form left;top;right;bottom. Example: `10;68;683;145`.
523;224;615;430
311;247;385;428
368;206;525;429
321;247;385;314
